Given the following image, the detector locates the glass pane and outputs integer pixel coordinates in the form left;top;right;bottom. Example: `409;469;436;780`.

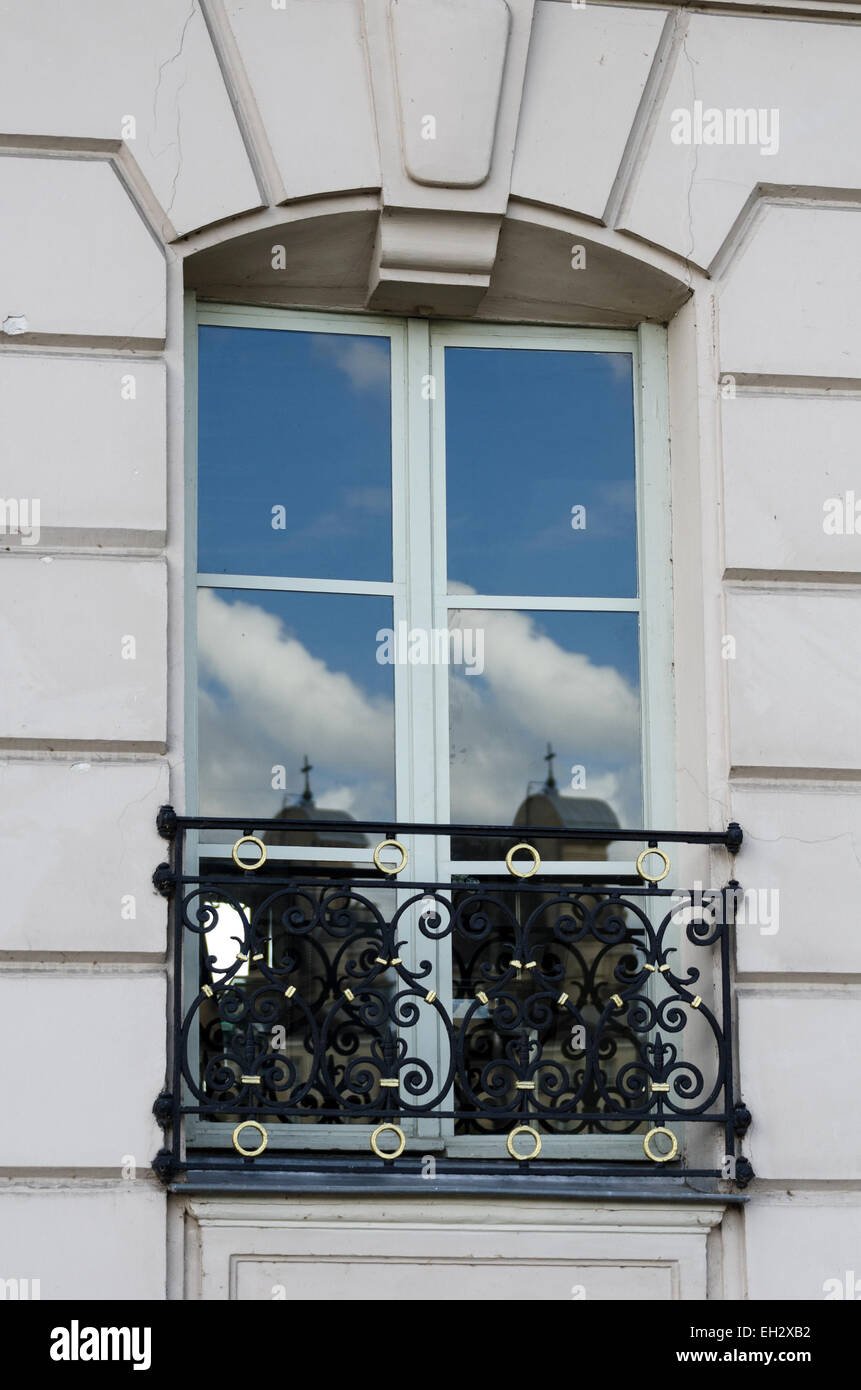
444;347;636;597
197;589;395;828
198;325;392;580
447;609;641;850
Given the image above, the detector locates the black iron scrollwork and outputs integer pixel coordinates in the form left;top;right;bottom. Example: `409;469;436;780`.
153;815;750;1187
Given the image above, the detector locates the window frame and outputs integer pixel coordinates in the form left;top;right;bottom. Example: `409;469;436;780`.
183;296;675;1161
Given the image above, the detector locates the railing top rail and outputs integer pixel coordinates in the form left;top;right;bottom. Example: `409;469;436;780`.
158;806;742;851
168;874;737;898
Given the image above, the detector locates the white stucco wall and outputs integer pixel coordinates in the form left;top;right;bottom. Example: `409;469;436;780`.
2;0;860;1301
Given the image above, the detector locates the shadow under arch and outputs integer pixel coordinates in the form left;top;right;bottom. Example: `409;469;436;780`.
183;197;694;326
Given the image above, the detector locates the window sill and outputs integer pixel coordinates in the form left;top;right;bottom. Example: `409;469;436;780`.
169;1153;746;1204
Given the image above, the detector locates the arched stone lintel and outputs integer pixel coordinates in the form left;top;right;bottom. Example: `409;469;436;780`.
184;197;695;326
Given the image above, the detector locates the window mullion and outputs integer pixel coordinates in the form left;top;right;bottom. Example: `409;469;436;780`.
401;318;448;1141
403;317;437;830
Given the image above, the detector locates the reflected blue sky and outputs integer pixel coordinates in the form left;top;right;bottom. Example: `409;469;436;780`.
198;326;392;580
195;327;642;830
445;348;637;597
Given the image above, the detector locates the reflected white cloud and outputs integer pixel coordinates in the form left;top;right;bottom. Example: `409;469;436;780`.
198;590;641;827
312;334;390;394
198;590;394;817
199;590;391;766
452;606;638;754
448;604;640;826
606;352;634;384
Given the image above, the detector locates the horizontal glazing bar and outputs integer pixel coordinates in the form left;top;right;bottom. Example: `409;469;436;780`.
444;594;640;611
175;873;718;896
197;573;397;596
197;844;640;877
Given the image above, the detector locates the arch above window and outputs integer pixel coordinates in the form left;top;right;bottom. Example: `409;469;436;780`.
184;199;693;324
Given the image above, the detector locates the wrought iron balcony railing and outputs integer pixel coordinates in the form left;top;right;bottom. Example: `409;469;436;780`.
152;809;752;1188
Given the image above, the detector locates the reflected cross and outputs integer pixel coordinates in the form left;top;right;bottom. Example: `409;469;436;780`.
544;741;557;790
301;755;313;803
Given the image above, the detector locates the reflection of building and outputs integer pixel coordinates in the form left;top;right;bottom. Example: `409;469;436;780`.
453;742;621;864
199;751;644;1139
263;756;368;858
200;759;382;1126
451;745;641;1136
514;744;620;862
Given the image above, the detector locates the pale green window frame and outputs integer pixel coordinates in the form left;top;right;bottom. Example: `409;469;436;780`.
183;296;675;1161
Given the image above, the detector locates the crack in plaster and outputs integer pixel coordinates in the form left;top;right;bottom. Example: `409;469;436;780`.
149;0;198;218
679;25;700;290
742;828;861;874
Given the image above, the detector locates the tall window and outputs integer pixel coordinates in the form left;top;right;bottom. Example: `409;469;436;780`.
191;308;671;846
186;304;673;1154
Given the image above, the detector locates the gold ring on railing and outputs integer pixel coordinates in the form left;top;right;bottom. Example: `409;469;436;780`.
505;843;541;879
642;1125;678;1163
373;839;408;876
506;1124;542;1162
232;1120;268;1157
370;1122;406;1159
232;835;267;871
636;847;670;883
